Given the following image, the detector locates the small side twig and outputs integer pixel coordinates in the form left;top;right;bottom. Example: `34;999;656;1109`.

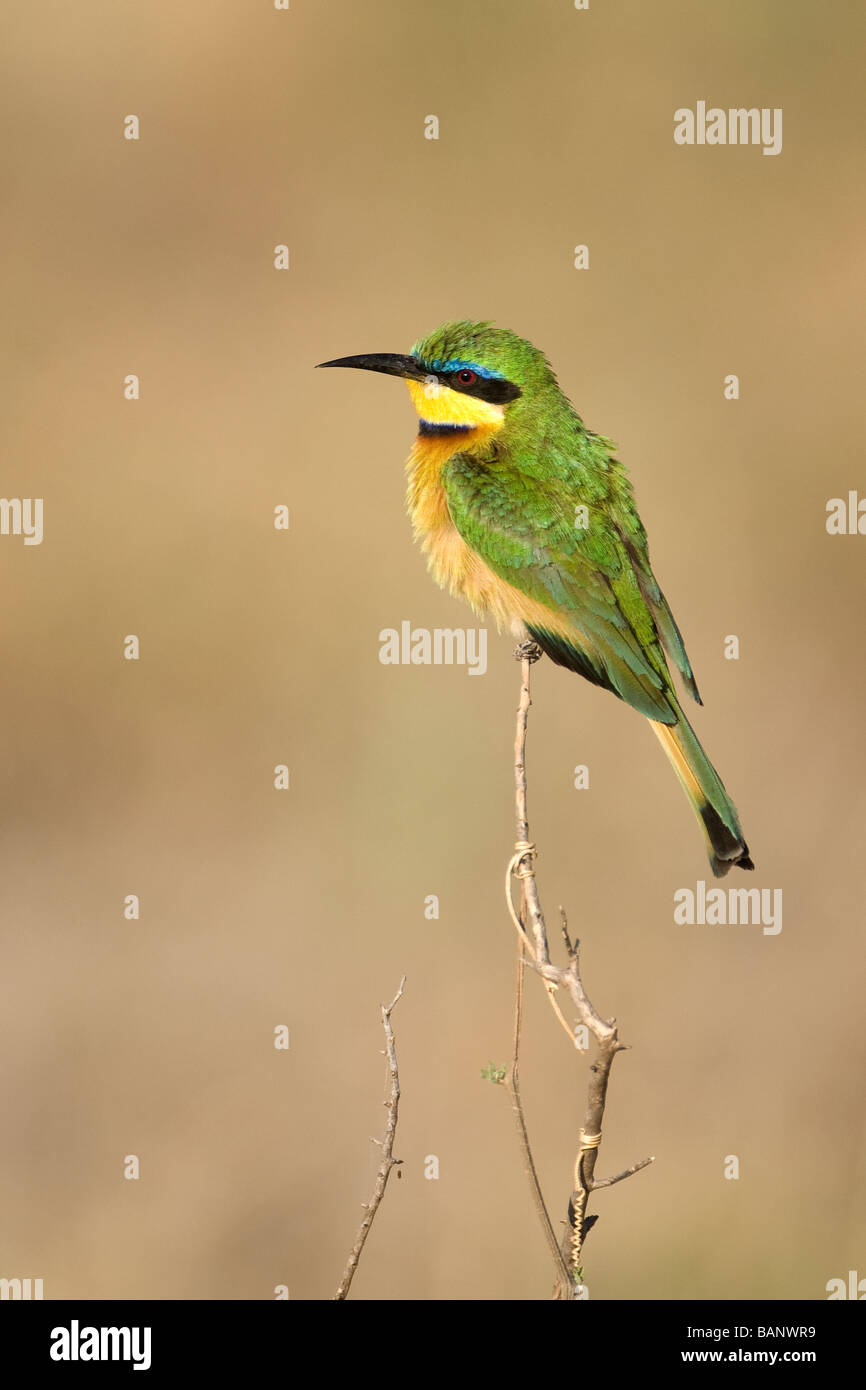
334;977;406;1300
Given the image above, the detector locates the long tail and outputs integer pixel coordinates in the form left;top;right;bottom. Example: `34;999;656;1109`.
651;708;754;877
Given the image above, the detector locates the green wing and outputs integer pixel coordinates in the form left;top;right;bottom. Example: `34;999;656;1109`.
442;440;700;723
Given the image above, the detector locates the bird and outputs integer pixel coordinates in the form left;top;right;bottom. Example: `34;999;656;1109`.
318;321;753;877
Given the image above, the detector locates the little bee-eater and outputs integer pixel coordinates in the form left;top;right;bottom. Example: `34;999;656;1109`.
318;321;753;876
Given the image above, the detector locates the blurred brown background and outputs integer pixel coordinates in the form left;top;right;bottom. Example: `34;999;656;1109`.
1;0;864;1300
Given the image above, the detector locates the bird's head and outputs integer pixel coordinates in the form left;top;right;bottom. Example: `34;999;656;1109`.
317;321;558;439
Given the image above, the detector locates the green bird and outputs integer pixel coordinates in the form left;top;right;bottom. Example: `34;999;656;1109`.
318;321;753;876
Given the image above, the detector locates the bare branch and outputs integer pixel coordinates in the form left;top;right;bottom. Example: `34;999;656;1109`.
559;905;575;958
334;977;406;1300
504;652;653;1297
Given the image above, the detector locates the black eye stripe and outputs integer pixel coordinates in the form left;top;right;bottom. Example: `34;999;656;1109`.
446;371;521;404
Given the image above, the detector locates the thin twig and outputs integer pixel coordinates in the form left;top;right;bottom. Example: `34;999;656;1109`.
504;648;654;1297
591;1156;655;1190
505;940;573;1290
334;977;406;1300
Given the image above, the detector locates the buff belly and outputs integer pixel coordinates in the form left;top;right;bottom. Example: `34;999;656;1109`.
404;431;579;644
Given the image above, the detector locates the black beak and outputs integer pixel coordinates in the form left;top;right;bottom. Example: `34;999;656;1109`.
315;352;430;383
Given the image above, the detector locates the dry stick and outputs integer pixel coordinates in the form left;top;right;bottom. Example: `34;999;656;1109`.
505;645;654;1296
505;940;574;1291
334;977;406;1300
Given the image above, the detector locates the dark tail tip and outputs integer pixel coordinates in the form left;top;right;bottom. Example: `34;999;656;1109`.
702;801;754;877
710;845;755;877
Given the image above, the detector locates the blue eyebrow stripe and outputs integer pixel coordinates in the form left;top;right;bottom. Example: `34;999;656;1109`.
427;358;505;379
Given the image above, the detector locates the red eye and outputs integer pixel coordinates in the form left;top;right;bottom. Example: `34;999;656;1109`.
456;368;476;386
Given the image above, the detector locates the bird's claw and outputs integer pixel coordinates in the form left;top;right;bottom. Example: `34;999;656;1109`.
514;640;543;664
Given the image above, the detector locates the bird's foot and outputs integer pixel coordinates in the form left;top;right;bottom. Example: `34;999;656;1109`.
514;639;543;664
